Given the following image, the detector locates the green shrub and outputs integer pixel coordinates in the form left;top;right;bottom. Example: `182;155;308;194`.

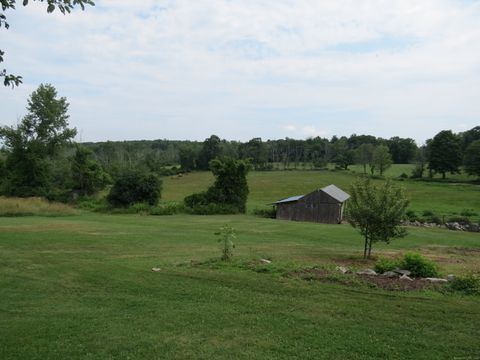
422;210;434;217
374;257;399;273
399;172;408;179
252;207;276;219
215;225;236;261
448;274;480;295
107;170;161;207
149;202;183;216
461;209;478;217
405;209;417;221
185;203;240;215
399;252;439;278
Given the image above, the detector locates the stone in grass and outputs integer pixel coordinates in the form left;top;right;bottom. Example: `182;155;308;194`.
424;277;448;283
447;274;455;281
151;267;162;272
382;271;399;278
399;274;413;281
393;269;412;276
260;259;272;264
336;266;350;274
356;269;377;276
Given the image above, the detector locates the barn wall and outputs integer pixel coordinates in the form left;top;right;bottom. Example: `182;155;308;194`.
275;190;345;224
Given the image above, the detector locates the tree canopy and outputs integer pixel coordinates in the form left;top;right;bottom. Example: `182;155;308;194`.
1;0;94;87
427;130;462;179
347;178;409;259
0;83;76;196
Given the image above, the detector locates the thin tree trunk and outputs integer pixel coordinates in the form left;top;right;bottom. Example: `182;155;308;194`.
367;240;373;258
363;235;368;259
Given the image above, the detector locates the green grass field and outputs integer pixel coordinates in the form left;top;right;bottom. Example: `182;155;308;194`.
163;167;480;221
1;167;480;359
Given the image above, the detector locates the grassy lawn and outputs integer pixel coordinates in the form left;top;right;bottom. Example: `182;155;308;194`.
162;167;480;222
1;213;480;359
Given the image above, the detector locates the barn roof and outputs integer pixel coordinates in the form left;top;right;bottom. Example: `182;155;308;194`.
321;184;350;202
272;184;350;205
272;195;304;204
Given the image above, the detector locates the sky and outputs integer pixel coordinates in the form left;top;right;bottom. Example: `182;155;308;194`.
1;0;480;144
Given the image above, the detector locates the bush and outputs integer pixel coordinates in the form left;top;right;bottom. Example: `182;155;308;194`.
107;170;161;207
460;209;478;217
405;209;418;221
399;172;409;179
399;252;439;278
374;257;399;273
446;216;471;224
422;210;434;217
149;202;183;216
186;203;240;215
448;274;480;295
252;207;276;218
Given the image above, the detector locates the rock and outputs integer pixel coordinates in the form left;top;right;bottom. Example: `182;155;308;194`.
259;259;272;264
399;274;413;281
356;269;377;276
381;271;399;278
393;269;411;276
424;277;448;283
447;274;456;281
151;267;162;272
336;266;349;274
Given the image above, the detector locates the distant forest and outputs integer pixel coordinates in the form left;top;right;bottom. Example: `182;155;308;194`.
82;127;479;178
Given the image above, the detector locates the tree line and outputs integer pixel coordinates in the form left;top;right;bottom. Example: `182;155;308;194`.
1;84;479;203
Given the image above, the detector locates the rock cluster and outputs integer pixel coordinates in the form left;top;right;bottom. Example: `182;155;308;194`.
337;266;454;283
402;220;480;232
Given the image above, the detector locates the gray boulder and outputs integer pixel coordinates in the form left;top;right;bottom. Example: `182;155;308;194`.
356;269;377;276
336;266;350;274
399;274;413;281
381;271;399;278
393;269;412;276
424;277;448;283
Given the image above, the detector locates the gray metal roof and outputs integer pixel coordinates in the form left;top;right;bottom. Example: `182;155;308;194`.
271;195;304;205
321;184;350;202
272;184;350;205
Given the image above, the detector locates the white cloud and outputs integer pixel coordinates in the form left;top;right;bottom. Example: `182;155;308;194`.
1;0;479;143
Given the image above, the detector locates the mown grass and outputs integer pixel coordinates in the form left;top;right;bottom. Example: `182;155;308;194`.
162;167;480;222
0;196;78;217
1;214;479;359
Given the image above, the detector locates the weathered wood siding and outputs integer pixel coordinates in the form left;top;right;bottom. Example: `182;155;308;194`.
276;190;345;224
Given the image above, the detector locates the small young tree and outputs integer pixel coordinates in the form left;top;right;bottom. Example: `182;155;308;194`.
215;225;236;261
355;143;375;174
347;178;409;259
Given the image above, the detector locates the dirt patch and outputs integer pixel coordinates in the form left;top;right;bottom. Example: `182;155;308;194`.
288;268;329;280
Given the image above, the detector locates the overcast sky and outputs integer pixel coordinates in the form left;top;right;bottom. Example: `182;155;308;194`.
1;0;479;144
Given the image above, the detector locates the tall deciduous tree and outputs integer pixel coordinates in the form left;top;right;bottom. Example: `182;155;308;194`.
427;130;462;179
347;178;409;259
372;145;393;176
198;135;222;170
1;0;94;87
464;140;480;178
355;143;375;174
0;83;76;196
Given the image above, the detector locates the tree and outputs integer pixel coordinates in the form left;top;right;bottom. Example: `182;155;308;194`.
428;130;462;179
331;138;354;170
460;126;480;151
387;137;417;164
197;135;222;170
411;146;428;178
239;137;267;170
107;170;161;207
347;178;409;259
0;83;76;196
184;158;252;213
464;140;480;178
1;0;94;87
71;145;110;195
179;145;197;171
372;145;393;176
355;143;375;174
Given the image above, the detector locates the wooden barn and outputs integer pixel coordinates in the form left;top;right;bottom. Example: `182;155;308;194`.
272;184;350;224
